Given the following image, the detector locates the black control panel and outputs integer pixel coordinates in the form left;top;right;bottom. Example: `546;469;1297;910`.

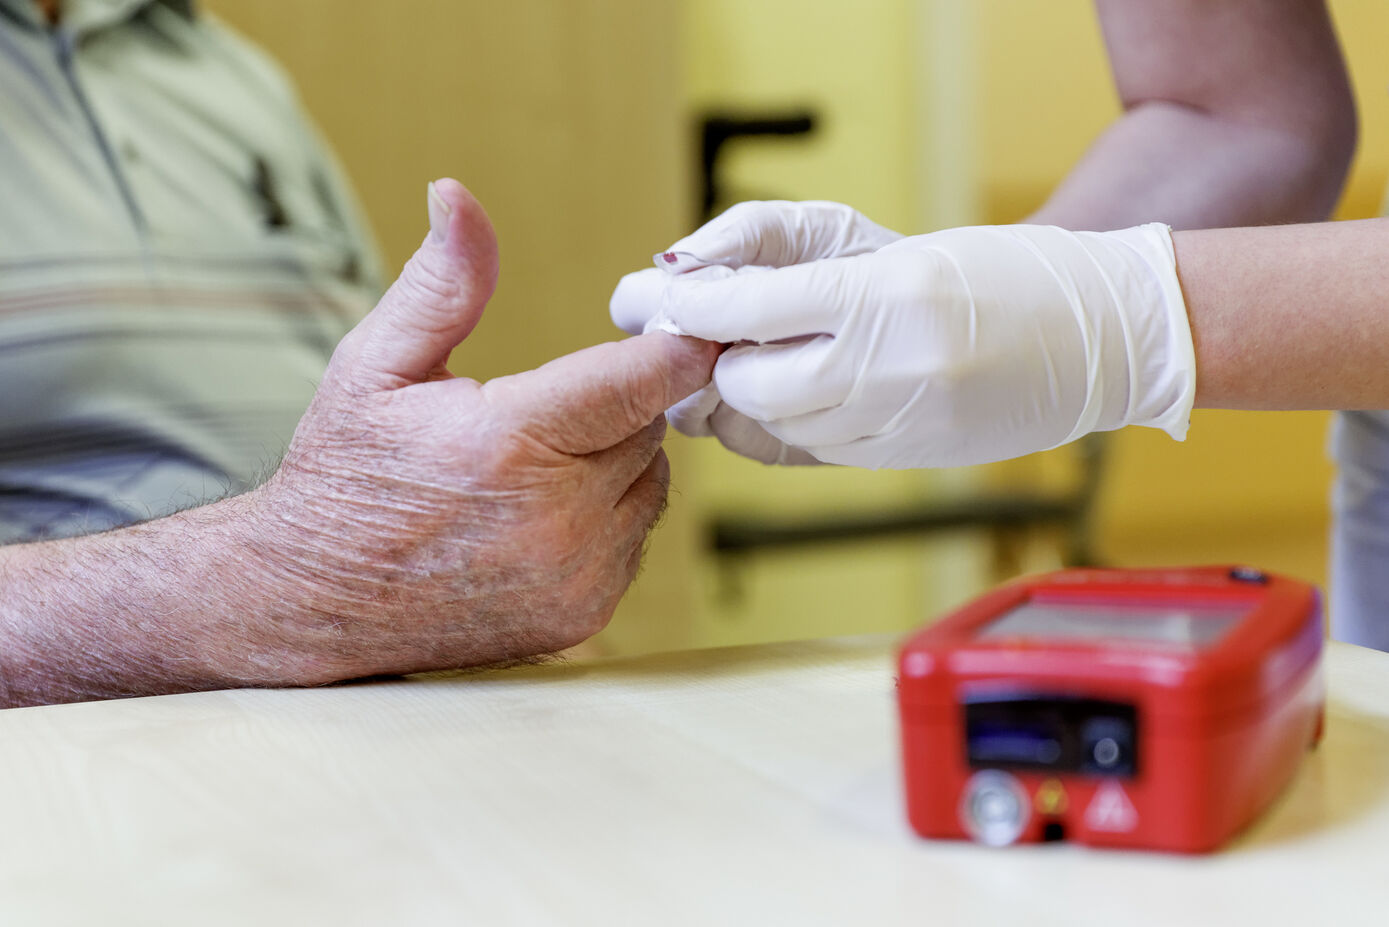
964;695;1138;778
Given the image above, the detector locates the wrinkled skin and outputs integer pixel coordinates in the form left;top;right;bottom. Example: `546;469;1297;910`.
243;179;719;684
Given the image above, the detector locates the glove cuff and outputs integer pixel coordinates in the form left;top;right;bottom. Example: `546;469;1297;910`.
1113;223;1198;441
1058;222;1197;445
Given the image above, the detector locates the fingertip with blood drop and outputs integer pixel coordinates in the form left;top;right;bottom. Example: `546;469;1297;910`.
653;251;712;274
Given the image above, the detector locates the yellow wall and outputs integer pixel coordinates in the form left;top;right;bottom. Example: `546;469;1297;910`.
975;0;1114;220
683;0;919;231
1333;0;1389;217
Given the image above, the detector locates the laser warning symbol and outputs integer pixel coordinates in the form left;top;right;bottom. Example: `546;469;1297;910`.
1084;780;1138;832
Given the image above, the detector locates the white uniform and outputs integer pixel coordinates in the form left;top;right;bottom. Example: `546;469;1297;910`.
1330;412;1389;648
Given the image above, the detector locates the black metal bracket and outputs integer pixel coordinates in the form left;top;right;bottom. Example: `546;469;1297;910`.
698;109;818;221
708;433;1108;571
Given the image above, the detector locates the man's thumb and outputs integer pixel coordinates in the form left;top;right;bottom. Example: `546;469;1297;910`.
341;178;499;391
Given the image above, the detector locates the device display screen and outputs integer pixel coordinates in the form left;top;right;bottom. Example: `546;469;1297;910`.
965;697;1138;776
977;599;1249;651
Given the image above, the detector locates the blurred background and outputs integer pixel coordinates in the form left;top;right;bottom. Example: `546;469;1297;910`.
211;0;1389;655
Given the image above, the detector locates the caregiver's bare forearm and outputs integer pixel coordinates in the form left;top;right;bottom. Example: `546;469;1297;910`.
1177;219;1389;410
1030;106;1352;232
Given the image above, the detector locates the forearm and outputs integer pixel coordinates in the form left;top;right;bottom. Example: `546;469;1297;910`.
0;490;297;707
1176;218;1389;409
1029;0;1354;232
1028;103;1350;231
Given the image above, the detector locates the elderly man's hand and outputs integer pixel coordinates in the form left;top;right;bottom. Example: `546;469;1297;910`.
241;179;718;684
0;179;716;706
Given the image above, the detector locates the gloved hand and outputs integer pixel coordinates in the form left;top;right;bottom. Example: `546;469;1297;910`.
611;201;902;465
615;201;1196;469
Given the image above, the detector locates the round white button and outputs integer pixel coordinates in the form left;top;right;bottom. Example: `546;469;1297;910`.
959;770;1030;846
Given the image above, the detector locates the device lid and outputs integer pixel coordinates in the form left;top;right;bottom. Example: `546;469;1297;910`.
898;567;1323;723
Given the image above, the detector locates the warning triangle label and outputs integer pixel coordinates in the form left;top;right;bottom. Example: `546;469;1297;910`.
1084;780;1139;832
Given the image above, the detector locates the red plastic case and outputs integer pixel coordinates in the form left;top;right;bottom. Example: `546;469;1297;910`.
897;566;1323;853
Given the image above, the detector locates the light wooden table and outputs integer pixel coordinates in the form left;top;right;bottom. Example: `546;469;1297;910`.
2;636;1387;925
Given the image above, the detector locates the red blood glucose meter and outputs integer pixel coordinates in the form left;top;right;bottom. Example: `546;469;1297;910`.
896;566;1323;853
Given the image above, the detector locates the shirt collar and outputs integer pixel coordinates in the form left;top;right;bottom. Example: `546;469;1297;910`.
0;0;195;35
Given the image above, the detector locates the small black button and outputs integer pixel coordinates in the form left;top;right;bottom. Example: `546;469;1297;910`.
1229;567;1269;584
1081;716;1136;777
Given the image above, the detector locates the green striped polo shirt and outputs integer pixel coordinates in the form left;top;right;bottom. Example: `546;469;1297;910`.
0;0;382;542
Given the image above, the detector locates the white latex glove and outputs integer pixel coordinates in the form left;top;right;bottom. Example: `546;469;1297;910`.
629;219;1196;469
610;201;903;464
